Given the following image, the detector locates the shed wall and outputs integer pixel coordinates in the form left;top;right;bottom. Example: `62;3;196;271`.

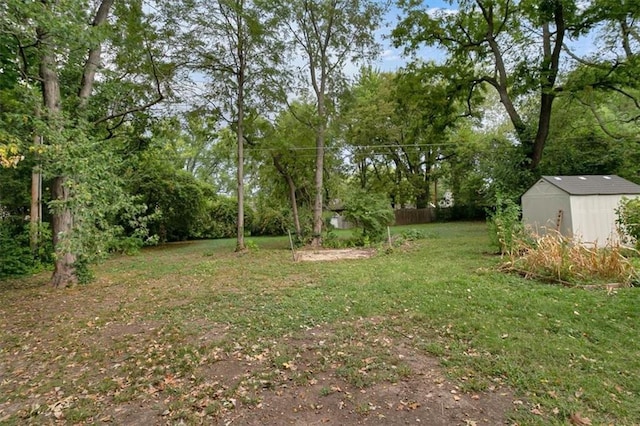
570;195;626;245
522;181;572;236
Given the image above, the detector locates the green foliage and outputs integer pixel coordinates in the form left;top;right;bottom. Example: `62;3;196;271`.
400;228;428;241
251;205;292;237
0;220;53;279
126;153;214;242
342;190;394;245
616;197;640;249
341;67;469;209
203;196;254;240
38;119;155;277
487;192;526;255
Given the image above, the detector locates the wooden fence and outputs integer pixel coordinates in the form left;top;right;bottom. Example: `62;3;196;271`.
394;208;436;226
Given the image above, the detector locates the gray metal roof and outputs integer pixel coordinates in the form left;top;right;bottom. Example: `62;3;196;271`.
540;175;640;195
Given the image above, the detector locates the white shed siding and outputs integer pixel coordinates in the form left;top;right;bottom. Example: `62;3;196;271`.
570;195;625;245
522;176;640;246
522;180;572;236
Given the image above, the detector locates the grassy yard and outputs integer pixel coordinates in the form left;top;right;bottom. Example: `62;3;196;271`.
0;221;638;425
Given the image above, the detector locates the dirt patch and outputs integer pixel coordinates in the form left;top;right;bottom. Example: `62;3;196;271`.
295;249;376;262
214;324;518;426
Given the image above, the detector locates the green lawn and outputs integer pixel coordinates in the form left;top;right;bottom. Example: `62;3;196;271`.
0;221;638;425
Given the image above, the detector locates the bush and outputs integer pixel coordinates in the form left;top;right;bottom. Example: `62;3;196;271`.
252;206;292;236
0;219;53;279
400;228;428;241
202;196;254;239
342;190;394;245
487;192;526;255
616;197;640;249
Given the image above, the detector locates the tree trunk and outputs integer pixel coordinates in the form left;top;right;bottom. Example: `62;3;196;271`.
38;0;114;287
30;132;42;252
236;87;245;251
311;92;326;248
415;191;429;209
38;26;78;287
235;3;246;252
273;155;302;236
50;176;78;287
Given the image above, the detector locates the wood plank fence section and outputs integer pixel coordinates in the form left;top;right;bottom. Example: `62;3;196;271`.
394;208;436;225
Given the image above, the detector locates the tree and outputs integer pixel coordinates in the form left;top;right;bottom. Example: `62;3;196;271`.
277;0;384;246
2;0;167;286
254;102;318;237
539;90;640;180
342;66;469;208
561;1;640;142
162;0;285;251
393;0;585;172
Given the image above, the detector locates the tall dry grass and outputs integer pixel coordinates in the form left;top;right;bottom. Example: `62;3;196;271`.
503;229;637;287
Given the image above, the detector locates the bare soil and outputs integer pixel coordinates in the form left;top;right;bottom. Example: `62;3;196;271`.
214;327;516;426
295;248;376;262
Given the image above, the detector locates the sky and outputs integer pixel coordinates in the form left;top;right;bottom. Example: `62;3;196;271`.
369;0;599;73
372;0;456;72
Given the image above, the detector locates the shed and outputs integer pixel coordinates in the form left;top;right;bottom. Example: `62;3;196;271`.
521;175;640;245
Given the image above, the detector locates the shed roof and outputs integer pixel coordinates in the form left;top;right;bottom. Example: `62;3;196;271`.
540;175;640;195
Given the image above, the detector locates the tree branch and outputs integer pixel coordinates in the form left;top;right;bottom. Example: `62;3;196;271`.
93;40;164;125
78;0;114;106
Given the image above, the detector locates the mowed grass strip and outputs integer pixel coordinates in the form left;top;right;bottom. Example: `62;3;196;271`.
0;221;638;425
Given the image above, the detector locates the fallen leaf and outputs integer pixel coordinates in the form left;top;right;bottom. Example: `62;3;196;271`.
570;412;592;425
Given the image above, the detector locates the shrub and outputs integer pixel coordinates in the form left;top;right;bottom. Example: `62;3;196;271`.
487;192;526;255
202;196;254;239
0;219;53;279
342;190;394;245
400;228;428;241
616;197;640;249
251;206;291;236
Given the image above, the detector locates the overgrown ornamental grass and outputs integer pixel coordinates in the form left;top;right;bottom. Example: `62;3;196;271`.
1;222;639;425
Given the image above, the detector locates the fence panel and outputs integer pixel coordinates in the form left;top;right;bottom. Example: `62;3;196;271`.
394;208;436;225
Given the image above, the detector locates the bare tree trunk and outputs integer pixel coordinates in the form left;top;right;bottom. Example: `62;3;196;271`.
235;2;246;252
236;95;245;251
30;132;42;252
311;92;326;248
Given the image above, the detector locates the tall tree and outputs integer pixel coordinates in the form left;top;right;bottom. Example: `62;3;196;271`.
3;0;167;286
38;0;114;286
563;1;640;136
163;0;285;251
393;0;585;172
277;0;384;246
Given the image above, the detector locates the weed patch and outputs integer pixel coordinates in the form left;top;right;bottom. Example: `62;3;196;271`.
502;230;637;286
